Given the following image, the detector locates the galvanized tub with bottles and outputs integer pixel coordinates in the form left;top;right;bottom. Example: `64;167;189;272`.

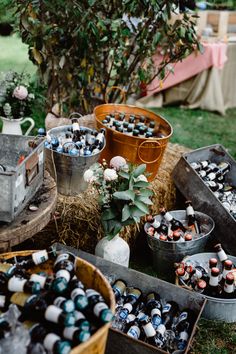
179;252;236;323
144;210;215;281
45;125;106;196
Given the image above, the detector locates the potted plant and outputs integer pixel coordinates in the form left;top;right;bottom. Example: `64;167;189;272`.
84;156;153;267
0;71;35;135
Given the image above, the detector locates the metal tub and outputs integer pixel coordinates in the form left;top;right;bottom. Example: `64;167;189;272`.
45;125;105;196
172;144;236;255
0;134;44;222
182;252;236;323
144;210;215;281
54;242;207;354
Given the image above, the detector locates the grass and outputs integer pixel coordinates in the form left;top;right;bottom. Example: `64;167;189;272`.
1;33;236;354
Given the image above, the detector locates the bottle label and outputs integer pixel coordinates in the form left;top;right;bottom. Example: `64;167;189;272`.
72;122;80;132
143;322;156;338
209;275;219;287
43;333;60;350
222;269;231;280
30;274;46;288
10;292;36;307
162;303;171;313
137;311;146;321
177;311;188;323
217;249;228;262
127;325;140;339
186;205;194;216
156;324;166;336
74;311;85;321
0;295;6;308
164;212;173;222
54;297;66;308
56;269;70;282
126;314;136;323
179;330;189;341
86;289;100;298
32;250;48;265
94;302;108;317
8;277;26;292
151;308;161;318
71;288;85;300
224;283;234;294
45;305;62;323
63;326;77;340
55;253;70;265
123;303;133;313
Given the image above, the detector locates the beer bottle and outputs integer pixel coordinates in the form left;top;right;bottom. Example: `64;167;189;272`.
71;119;81;142
154;324;166;348
140;317;157;346
30;273;54;290
62;326;91;344
160;208;186;233
126;319;141;340
30;323;72;354
205;267;222;297
53;296;75;313
145;292;162;330
117;287;142;321
0;274;41;294
185;200;201;234
53;254;75;293
112;279;127;301
176;322;189;351
194;279;207;294
199;160;209;169
95;129;105;145
86;289;113;323
0;262;28;279
70;287;88;311
220;259;233;287
214;243;228;266
74;310;91;331
209;257;218;270
221;273;235;299
162;301;179;329
176;267;190;285
15;247;57;269
184;233;193;241
175;309;196;333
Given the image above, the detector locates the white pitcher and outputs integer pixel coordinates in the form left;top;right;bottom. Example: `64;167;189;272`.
1;116;35;135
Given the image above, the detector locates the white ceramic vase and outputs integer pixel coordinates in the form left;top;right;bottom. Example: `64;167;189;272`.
1;116;35;135
95;234;130;267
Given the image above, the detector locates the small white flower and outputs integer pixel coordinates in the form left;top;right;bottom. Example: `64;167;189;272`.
13;85;28;100
84;169;95;183
28;93;35;99
110;156;127;171
104;168;118;181
136;174;148;182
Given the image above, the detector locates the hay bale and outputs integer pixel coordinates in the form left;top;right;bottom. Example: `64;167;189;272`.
32;113;191;253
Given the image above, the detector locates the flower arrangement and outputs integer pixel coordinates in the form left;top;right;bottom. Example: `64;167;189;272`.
0;71;35;120
84;156;153;239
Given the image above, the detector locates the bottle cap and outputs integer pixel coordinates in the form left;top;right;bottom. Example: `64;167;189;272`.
211;267;220;276
74;295;89;310
57;340;72;354
176;268;185;276
100;308;114;323
224;259;233;268
145;132;153;138
159;234;167;241
32;281;41;294
184;233;192;241
77;330;91;343
139;115;145;123
53;277;69;294
149;121;155;128
209;258;218;267
133;129;139;137
63;299;75;313
226;272;234;283
197;280;207;289
123;121;129;128
64;313;76;327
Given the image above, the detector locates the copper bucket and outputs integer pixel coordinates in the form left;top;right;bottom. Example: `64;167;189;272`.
94;102;173;181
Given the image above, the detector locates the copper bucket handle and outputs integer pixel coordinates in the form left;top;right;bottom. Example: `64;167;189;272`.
138;140;164;164
105;86;126;104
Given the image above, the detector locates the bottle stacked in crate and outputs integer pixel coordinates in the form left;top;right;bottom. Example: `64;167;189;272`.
101;112;166;139
190;159;236;220
146;201;202;242
110;279;197;352
175;243;236;299
44;119;105;157
0;248;113;354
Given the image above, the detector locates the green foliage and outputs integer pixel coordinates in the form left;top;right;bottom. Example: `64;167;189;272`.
7;0;199;114
84;158;153;239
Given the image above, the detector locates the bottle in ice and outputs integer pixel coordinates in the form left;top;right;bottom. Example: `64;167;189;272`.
117;287;142;321
69;278;88;311
214;243;228;266
160;208;187;233
52;253;76;293
0;273;41;294
221;273;235;299
205;267;222;297
13;247;57;269
126;319;141;340
185;200;201;234
62;326;91;345
220;259;233;287
162;301;179;329
86;289;113;323
112;279;127;302
145;292;162;330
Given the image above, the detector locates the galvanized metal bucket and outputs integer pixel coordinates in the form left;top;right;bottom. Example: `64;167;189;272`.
45;125;105;196
182;252;236;323
144;210;215;281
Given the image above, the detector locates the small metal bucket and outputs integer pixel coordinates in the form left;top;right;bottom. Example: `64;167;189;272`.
144;210;215;281
182;252;236;323
45;125;105;196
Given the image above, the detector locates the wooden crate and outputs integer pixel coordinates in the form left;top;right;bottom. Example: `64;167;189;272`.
197;10;236;37
55;243;207;354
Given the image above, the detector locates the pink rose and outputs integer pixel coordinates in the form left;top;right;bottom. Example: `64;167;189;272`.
13;85;28;100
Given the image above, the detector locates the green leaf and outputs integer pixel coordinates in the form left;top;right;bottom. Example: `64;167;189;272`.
136;196;153;205
153;32;161;46
139;189;153;197
122;205;131;222
130;206;144;219
113;190;135;202
118;170;130;179
197;42;204;55
133;181;149;188
102;208;117;221
135;201;149;214
100;36;108;42
88;0;96;5
133;164;146;178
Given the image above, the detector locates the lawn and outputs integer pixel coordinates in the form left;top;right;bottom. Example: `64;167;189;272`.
1;34;236;354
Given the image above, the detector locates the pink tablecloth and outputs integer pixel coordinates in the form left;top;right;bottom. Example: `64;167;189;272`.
146;42;228;96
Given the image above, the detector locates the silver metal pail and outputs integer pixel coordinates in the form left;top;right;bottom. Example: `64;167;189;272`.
144;210;215;281
182;252;236;323
45;125;105;196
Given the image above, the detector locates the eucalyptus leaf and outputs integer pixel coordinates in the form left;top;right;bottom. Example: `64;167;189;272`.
133;181;149;188
135;201;149;214
102;208;117;221
130;206;145;219
122;205;131;222
119;170;130;179
133;164;146;178
136;196;153;205
139;189;153;197
113;190;135;201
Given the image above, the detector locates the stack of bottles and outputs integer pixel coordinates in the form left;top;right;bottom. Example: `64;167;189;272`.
0;248;113;354
44;119;105;157
111;279;197;352
146;201;202;242
190;159;236;220
101;112;166;139
175;243;236;299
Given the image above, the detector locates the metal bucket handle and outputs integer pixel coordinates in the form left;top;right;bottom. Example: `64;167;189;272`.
138;140;164;164
69;112;83;120
105;86;126;104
